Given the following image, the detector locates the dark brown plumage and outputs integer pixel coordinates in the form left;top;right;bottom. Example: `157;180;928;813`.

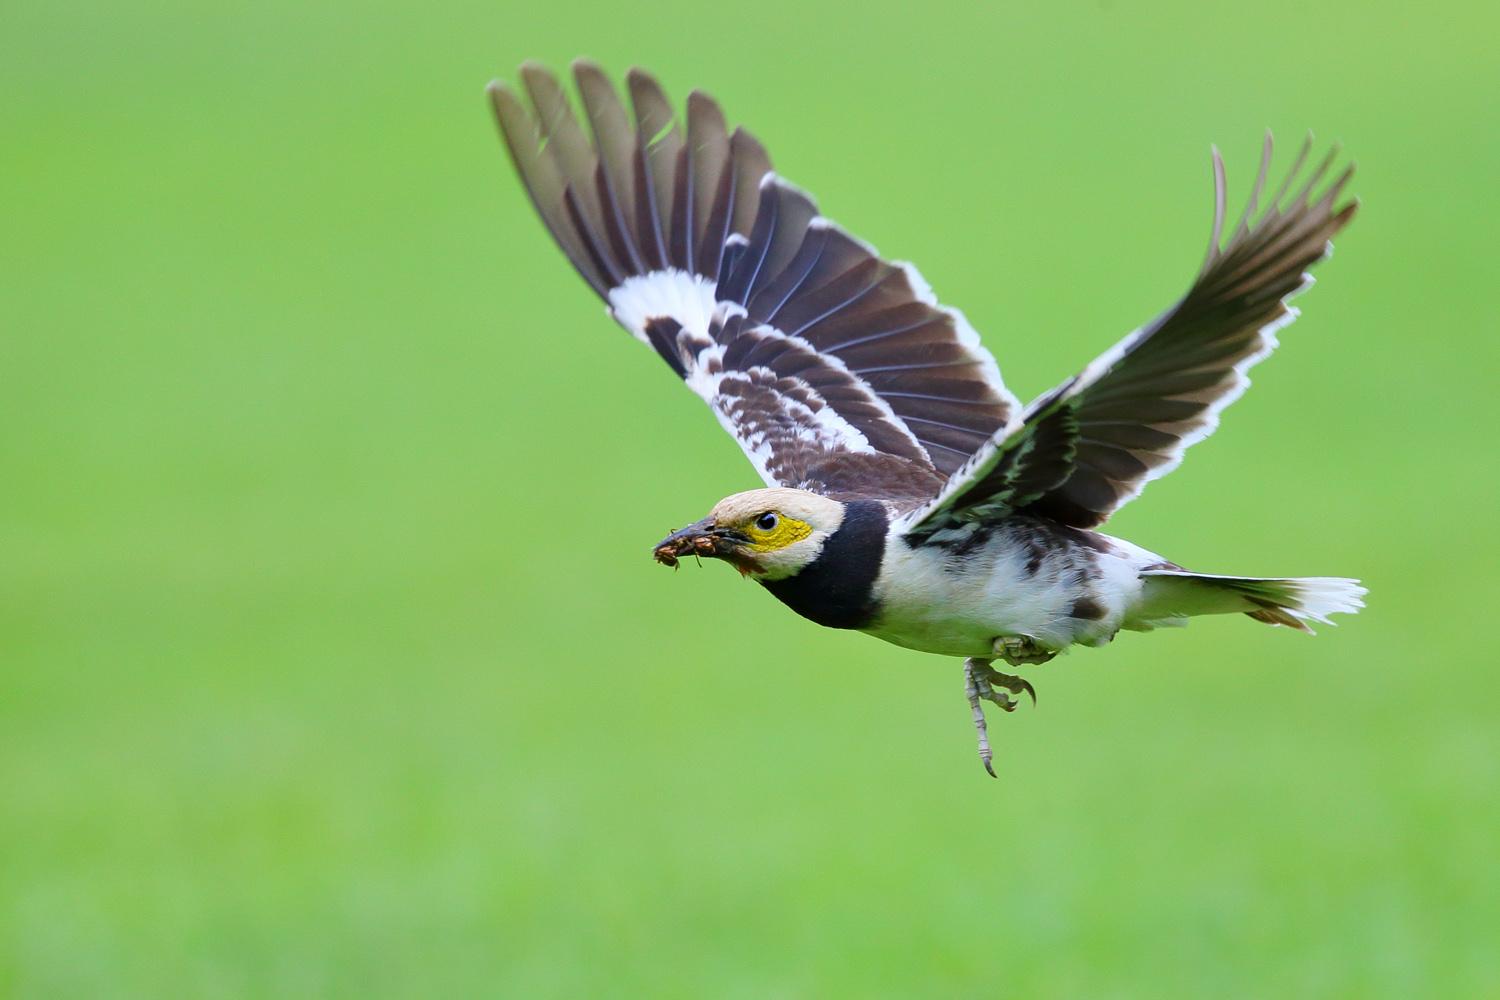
901;134;1357;535
488;61;1021;503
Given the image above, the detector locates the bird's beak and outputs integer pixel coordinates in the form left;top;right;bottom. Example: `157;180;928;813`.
652;518;749;568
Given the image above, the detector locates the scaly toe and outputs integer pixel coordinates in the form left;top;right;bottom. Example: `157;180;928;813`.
973;662;1036;709
974;680;1018;713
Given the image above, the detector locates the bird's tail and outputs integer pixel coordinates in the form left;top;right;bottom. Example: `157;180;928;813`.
1136;570;1366;634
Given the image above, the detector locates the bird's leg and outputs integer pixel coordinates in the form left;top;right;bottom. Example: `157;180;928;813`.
963;658;997;778
963;657;1036;777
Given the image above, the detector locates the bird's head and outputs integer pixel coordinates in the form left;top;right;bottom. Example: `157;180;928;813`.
652;487;846;580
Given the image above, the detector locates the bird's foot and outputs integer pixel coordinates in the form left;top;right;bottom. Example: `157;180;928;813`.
993;634;1057;667
963;657;1036;778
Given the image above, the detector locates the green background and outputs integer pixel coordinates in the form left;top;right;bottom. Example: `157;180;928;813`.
5;0;1497;995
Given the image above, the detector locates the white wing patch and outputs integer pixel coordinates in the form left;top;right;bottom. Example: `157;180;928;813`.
607;269;719;344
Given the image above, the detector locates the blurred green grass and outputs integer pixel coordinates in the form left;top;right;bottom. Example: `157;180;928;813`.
3;0;1498;996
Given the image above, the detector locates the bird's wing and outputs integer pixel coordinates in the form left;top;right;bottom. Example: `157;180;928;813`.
898;135;1357;537
489;62;1022;503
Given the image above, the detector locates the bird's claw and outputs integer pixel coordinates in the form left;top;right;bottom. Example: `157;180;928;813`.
963;657;1037;778
1000;673;1036;708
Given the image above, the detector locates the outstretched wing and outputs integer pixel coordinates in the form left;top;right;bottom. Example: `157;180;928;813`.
900;134;1357;536
489;61;1021;503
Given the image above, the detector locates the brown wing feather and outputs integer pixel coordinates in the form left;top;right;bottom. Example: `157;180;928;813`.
903;134;1357;535
488;63;1021;498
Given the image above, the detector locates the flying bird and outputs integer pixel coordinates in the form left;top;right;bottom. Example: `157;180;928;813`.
487;61;1365;775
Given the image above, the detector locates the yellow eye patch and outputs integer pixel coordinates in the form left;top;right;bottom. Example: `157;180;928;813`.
744;514;813;552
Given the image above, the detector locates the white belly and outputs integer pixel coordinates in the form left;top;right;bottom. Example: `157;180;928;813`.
864;523;1151;658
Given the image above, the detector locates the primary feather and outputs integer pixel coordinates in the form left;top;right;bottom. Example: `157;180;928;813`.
899;134;1358;535
489;61;1022;504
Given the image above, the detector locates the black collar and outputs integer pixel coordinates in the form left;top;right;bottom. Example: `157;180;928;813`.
759;500;888;630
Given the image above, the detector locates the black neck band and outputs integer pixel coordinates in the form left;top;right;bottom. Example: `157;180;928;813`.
760;500;887;630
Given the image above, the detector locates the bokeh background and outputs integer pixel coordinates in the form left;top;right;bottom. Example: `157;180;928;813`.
4;0;1498;996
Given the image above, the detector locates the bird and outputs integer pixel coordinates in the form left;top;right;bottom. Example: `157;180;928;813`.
487;61;1365;776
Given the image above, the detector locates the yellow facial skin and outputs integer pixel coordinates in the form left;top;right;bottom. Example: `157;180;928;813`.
741;512;812;553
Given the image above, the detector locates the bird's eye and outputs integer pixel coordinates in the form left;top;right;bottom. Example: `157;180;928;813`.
755;512;779;532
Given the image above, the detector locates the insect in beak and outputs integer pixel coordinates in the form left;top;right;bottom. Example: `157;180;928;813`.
652;518;748;567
